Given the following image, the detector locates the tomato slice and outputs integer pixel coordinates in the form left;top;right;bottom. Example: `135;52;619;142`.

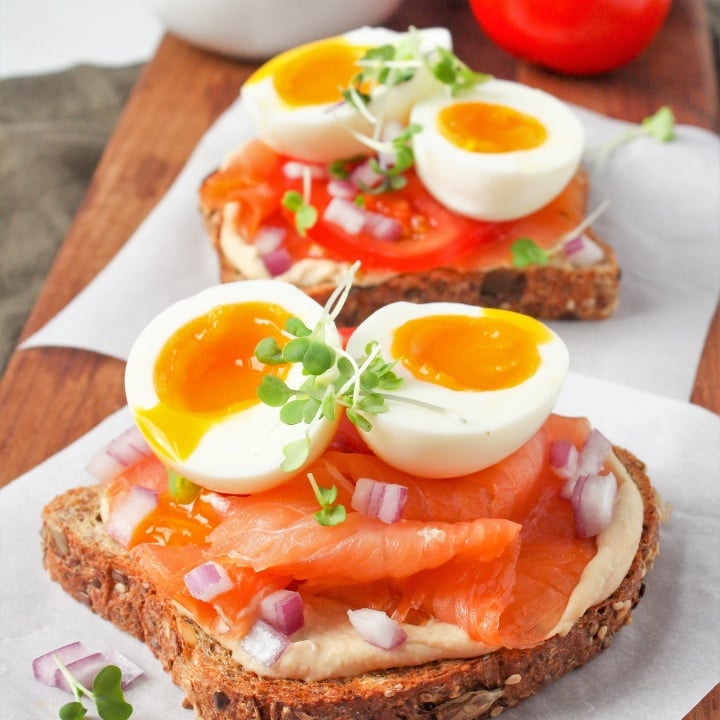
204;140;504;274
298;172;502;273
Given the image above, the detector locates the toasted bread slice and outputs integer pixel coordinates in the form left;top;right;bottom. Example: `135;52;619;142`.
200;166;620;325
41;446;659;720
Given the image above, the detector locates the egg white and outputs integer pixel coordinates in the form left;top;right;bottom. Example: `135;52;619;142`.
345;302;569;478
124;280;341;494
241;26;452;163
410;79;584;221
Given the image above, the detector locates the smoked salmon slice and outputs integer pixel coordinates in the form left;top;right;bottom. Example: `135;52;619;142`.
104;414;601;649
208;511;521;583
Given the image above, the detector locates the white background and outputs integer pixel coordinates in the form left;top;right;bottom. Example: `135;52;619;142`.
0;0;163;79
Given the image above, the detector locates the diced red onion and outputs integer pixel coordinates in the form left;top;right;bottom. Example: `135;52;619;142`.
362;211;402;242
347;608;407;650
33;641;88;687
259;589;304;635
572;472;618;538
549;440;579;481
262;246;293;277
239;619;290;667
282;160;327;180
33;643;143;692
350;160;384;190
351;477;408;524
183;561;234;601
327;178;357;200
562;233;605;267
105;485;158;547
558;428;612;499
323;197;367;235
253;225;286;255
86;425;152;483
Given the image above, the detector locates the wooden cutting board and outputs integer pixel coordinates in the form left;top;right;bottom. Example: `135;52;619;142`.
0;0;717;715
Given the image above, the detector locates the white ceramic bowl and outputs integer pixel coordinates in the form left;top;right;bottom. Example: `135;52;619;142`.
145;0;405;59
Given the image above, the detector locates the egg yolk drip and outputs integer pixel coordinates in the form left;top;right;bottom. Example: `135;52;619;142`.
135;301;292;461
437;101;547;154
391;311;552;391
245;38;369;107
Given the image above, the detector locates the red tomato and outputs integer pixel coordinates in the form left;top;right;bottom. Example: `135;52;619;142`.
299;173;501;273
468;0;672;76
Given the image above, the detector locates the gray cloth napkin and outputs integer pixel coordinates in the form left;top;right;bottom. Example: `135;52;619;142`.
0;63;141;375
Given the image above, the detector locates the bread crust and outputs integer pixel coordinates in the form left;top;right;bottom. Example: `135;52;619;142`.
41;447;660;720
200;169;620;324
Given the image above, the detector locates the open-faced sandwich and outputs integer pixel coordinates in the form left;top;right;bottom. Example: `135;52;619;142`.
41;269;661;719
199;27;620;325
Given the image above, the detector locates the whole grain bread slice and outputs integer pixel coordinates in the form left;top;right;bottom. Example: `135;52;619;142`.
41;446;660;720
200;169;620;326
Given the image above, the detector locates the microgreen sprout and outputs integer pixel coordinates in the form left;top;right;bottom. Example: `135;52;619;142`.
54;658;132;720
587;105;676;166
308;472;347;526
424;45;491;96
254;261;403;472
510;198;611;268
346;122;423;193
167;469;200;504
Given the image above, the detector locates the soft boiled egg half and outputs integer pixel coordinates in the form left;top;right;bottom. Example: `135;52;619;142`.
410;78;584;221
124;281;341;494
346;302;569;478
241;26;451;163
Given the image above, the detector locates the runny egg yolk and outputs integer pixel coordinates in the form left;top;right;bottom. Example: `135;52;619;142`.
391;311;552;391
135;301;292;461
437;101;547;154
246;38;369;107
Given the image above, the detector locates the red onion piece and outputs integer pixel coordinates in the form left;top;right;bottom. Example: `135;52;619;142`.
347;608;408;650
262;246;293;277
86;425;152;483
323;197;366;235
253;225;286;255
56;653;107;692
362;211;402;242
282;161;327;180
327;178;357;200
572;472;618;537
562;233;605;267
260;589;304;635
105;485;158;547
351;477;408;524
350;160;384;189
240;619;290;667
549;440;579;481
183;561;234;601
33;641;88;687
33;643;144;692
559;428;612;499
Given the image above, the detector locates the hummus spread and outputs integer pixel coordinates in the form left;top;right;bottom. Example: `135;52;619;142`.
220;450;643;681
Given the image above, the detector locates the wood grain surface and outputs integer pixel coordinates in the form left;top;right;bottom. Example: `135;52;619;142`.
0;0;717;716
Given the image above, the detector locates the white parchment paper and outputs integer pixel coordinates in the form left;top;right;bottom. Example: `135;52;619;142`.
19;101;720;403
1;372;718;720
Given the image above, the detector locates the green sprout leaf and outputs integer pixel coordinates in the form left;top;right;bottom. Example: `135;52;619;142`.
254;336;284;364
282;437;311;472
308;473;347;526
425;46;491;96
54;659;133;720
257;374;293;407
59;703;87;720
282;190;318;236
167;469;200;504
641;105;675;142
588;105;676;166
510;237;551;268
